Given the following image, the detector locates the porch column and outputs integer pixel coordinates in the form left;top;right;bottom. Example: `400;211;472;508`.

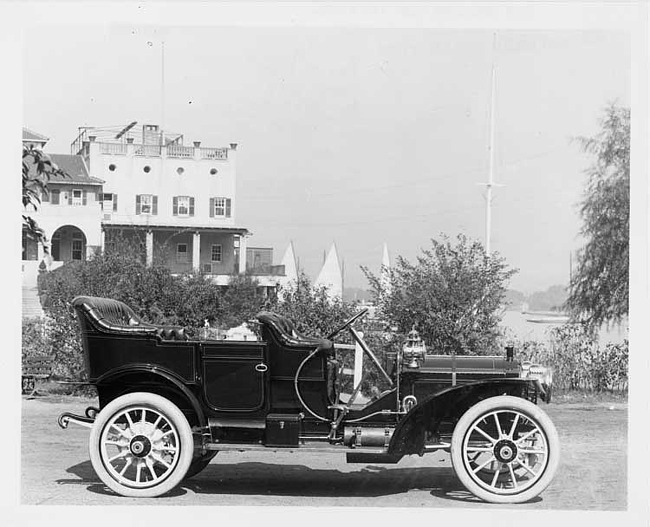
145;230;154;266
37;241;45;263
100;229;106;253
238;234;247;274
192;231;201;272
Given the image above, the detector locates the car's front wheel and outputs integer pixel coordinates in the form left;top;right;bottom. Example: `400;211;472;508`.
89;392;194;497
450;395;559;504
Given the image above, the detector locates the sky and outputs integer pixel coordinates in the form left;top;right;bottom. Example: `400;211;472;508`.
23;25;631;293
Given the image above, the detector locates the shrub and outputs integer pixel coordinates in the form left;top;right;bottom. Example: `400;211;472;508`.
22;317;53;361
37;248;267;379
510;323;628;392
270;272;357;337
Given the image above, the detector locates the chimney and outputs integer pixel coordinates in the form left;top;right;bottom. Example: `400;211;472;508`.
143;124;161;146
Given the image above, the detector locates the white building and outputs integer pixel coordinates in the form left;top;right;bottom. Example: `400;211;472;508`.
70;123;248;282
22;124;289;291
22;129;104;266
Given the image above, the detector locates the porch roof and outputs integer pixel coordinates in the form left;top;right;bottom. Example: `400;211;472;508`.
103;224;250;236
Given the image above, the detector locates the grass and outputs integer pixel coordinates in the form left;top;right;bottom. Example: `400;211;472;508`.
552;390;628;404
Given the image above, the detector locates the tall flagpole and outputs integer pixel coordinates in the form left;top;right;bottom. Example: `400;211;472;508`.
161;40;165;145
482;32;501;255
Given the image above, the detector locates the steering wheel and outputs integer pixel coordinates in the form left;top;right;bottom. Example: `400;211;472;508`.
326;308;369;340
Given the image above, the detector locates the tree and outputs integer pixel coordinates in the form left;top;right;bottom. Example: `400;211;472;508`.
22;146;68;245
566;104;630;328
364;234;517;355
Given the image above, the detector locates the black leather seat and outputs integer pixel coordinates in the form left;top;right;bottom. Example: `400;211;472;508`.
256;311;333;354
72;296;187;341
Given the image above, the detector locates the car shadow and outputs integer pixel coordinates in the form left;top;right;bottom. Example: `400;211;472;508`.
58;459;541;504
183;462;465;499
56;460;189;498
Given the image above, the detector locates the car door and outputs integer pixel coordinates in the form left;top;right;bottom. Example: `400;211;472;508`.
201;341;269;413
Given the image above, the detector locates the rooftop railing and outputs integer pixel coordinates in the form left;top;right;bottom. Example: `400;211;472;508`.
76;141;230;160
200;147;228;160
100;143;127;155
134;144;162;157
167;144;194;158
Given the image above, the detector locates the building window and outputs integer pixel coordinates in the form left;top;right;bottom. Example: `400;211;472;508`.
72;239;83;261
209;197;231;218
173;196;194;217
71;189;83;206
211;244;222;263
136;194;157;215
101;193;118;212
141;194;152;214
176;243;188;263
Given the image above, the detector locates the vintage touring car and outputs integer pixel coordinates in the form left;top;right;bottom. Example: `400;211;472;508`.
58;295;559;503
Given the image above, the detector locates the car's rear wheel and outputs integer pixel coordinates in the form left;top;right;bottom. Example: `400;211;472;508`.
89;392;194;497
450;395;559;504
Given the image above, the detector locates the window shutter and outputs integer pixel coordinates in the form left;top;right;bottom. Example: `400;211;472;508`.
82;189;87;206
173;196;178;215
67;192;72;205
189;197;195;216
226;198;232;218
152;195;158;215
113;194;118;212
209;198;215;218
135;194;141;215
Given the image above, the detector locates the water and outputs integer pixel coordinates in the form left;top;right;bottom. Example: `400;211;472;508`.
499;310;628;346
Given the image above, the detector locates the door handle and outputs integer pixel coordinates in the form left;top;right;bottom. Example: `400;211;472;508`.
255;363;268;372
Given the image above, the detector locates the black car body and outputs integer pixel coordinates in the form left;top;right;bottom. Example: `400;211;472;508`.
59;296;559;503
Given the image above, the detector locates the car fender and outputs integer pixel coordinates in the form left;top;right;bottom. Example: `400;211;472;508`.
94;363;207;429
388;379;535;456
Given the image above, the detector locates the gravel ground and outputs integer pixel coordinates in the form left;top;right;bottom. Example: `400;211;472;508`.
19;395;627;510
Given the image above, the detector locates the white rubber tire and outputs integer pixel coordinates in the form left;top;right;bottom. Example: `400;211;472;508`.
89;392;194;498
450;395;560;504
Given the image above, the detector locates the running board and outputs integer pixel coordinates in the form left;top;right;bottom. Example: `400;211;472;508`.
346;452;402;464
205;443;388;454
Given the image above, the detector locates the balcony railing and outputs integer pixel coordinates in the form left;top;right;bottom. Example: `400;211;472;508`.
201;147;228;160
